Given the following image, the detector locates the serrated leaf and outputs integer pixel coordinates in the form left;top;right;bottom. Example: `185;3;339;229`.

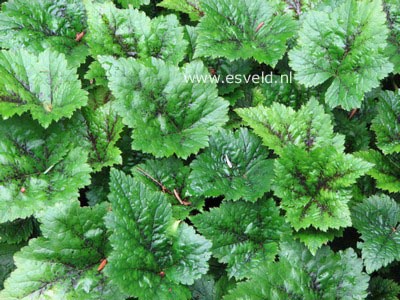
0;243;25;290
0;202;124;300
189;128;274;202
236;98;345;156
195;0;296;65
367;276;400;300
85;1;187;64
0;218;34;245
273;145;372;231
371;90;400;154
356;150;400;193
100;57;229;158
0;49;88;128
67;103;124;171
384;0;400;74
191;199;287;279
158;0;203;21
0;115;92;222
294;227;343;255
224;240;369;300
106;169;211;300
0;0;88;67
289;0;393;110
117;0;150;8
132;157;204;219
352;194;400;273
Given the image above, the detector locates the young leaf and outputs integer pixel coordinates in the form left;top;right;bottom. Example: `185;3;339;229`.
188;128;274;202
371;90;400;154
0;202;124;300
100;57;229;158
158;0;203;21
352;194;400;273
106;169;211;299
289;0;393;110
0;49;88;128
85;1;187;64
0;115;92;222
195;0;296;65
236;98;345;156
224;240;370;300
0;0;88;67
273;145;372;231
191;199;288;279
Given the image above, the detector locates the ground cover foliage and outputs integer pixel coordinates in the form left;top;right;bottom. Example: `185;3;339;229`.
0;0;399;299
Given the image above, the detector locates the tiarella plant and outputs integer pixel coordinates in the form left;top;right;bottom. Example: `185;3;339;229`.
0;0;399;299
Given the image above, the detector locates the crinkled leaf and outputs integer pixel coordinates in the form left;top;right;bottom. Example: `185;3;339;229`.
356;150;400;193
273;145;372;231
384;0;400;74
0;202;124;300
191;199;287;279
367;276;400;300
132;157;204;220
289;0;393;110
294;227;343;255
0;218;34;245
0;0;88;67
158;0;203;21
352;194;400;273
0;115;92;222
0;243;24;290
0;49;88;128
85;1;187;64
189;128;274;202
105;169;211;300
195;0;296;66
67;103;123;171
236;98;345;156
371;90;400;154
224;240;369;300
100;57;229;158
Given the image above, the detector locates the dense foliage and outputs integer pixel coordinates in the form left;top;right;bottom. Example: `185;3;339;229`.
0;0;399;299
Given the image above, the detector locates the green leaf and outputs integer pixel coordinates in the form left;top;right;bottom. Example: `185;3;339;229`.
106;169;211;300
189;128;274;202
190;274;236;300
67;103;124;171
273;145;372;231
0;202;124;300
294;227;343;255
384;0;400;74
289;0;393;110
85;1;187;64
0;243;25;290
371;90;400;154
132;157;204;220
0;218;34;245
100;57;229;158
158;0;203;21
367;276;400;300
224;240;370;300
195;0;296;65
0;0;89;67
117;0;150;8
191;199;288;279
352;194;400;273
356;150;400;193
236;98;345;156
0;49;88;128
0;115;92;222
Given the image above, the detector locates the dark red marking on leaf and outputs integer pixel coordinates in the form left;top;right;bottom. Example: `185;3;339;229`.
75;31;85;42
97;259;107;271
255;22;265;33
348;108;358;119
209;67;216;76
159;271;166;278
